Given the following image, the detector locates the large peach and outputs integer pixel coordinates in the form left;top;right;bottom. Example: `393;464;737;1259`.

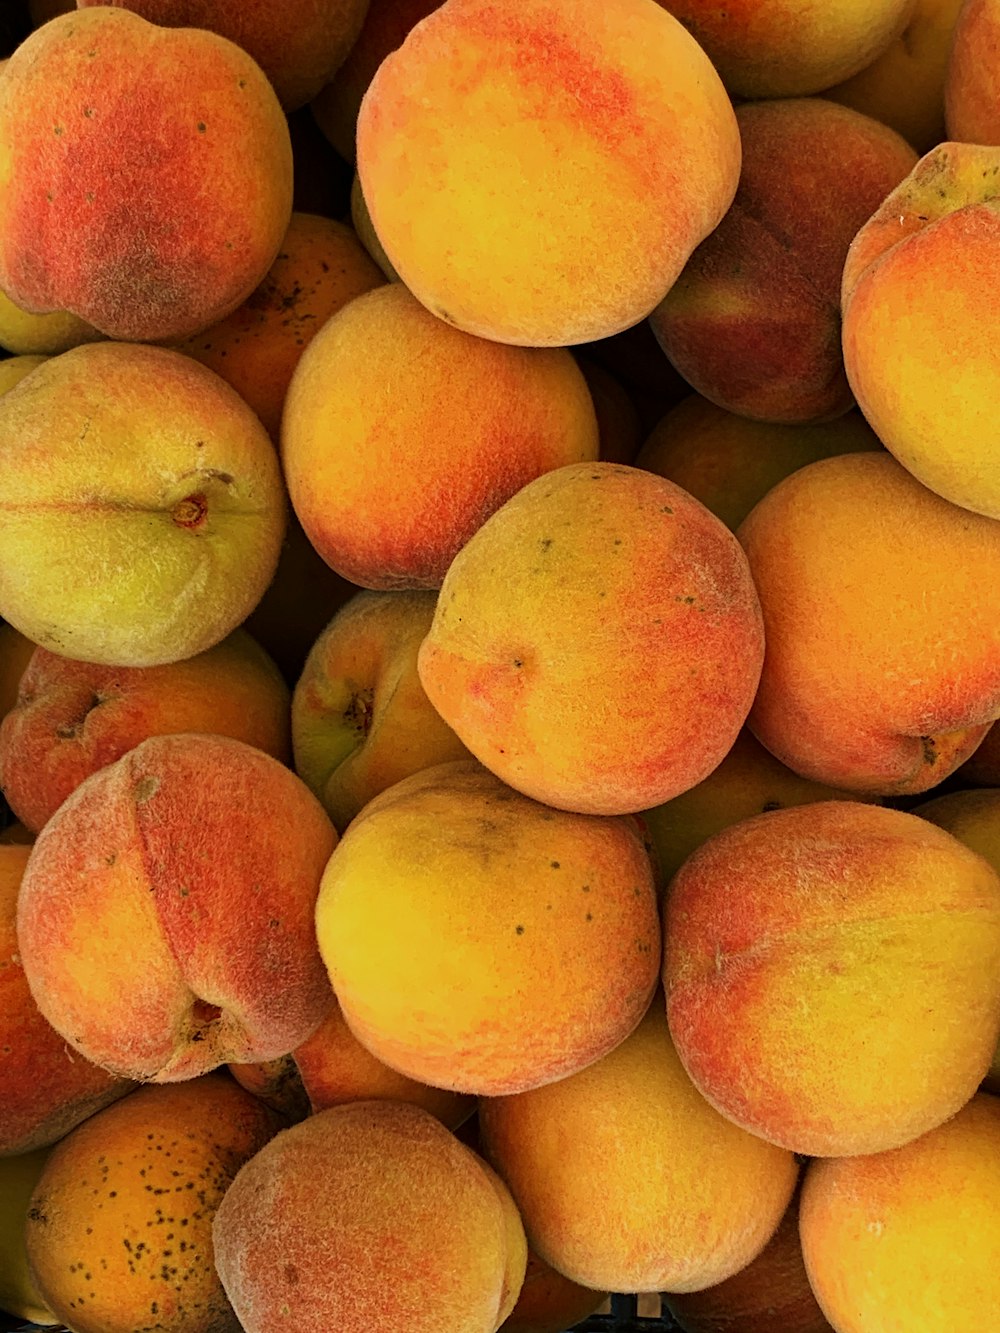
16;733;337;1082
356;0;740;347
0;8;292;341
280;282;599;590
0;341;286;668
315;760;660;1095
663;801;1000;1156
737;451;1000;794
418;462;764;817
212;1100;527;1333
650;98;917;424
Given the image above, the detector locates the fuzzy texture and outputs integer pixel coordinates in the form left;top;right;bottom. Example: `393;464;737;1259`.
663;801;1000;1157
315;760;660;1096
0;8;293;341
418;462;765;816
15;734;337;1082
281;282;599;590
212;1100;526;1333
0;341;286;668
356;0;740;347
479;999;798;1295
944;0;1000;143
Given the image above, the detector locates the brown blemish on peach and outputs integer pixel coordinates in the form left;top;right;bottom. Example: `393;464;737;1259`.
171;493;207;528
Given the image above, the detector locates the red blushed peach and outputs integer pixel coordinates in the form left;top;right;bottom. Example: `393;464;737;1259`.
315;760;660;1096
650;98;917;424
663;801;1000;1157
418;463;764;817
0;629;291;834
356;0;740;347
212;1100;527;1333
280;282;599;590
737;451;1000;794
1;842;136;1156
0;8;293;342
16;733;337;1082
945;0;1000;143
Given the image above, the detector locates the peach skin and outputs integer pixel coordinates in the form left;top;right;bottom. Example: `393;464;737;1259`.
737;451;1000;794
0;289;102;357
945;0;1000;143
663;800;1000;1157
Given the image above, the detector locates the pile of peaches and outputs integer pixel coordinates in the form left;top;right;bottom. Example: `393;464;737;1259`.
2;0;1000;1331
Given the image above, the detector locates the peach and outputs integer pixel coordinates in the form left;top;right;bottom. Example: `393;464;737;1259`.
292;589;470;832
0;1146;58;1326
212;1099;527;1333
227;1054;312;1124
77;0;371;112
945;0;1000;142
281;282;599;590
799;1092;1000;1331
842;140;1000;518
172;212;385;442
479;998;798;1295
0;621;34;722
658;0;915;98
0;341;286;668
315;759;660;1095
737;451;1000;794
418;462;764;817
356;0;740;347
16;733;337;1082
0;290;102;356
0;354;47;396
0;8;293;342
635;395;883;532
499;1249;606;1333
650;98;918;424
1;841;135;1157
24;1073;284;1333
0;628;290;834
349;171;399;280
575;357;642;466
663;800;1000;1157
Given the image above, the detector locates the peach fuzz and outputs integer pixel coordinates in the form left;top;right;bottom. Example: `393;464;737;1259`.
842;141;1000;519
356;0;740;347
213;1100;527;1333
663;800;1000;1157
315;760;660;1096
945;0;1000;142
1;841;135;1156
479;998;798;1295
281;282;599;590
799;1092;1000;1331
77;0;370;112
0;8;292;342
0;1146;58;1325
418;462;764;817
24;1073;284;1333
16;733;337;1083
0;341;287;668
635;396;883;533
292;589;470;832
737;451;1000;794
658;0;915;98
172;212;385;442
499;1249;606;1333
650;98;917;424
0;628;291;835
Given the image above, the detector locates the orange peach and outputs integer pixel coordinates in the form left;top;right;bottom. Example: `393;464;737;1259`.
315;760;660;1095
842;140;1000;518
479;998;798;1295
227;1054;312;1124
663;801;1000;1156
799;1092;1000;1331
0;628;290;834
212;1100;527;1333
635;395;883;532
172;212;385;442
737;451;1000;794
281;282;599;590
356;0;740;346
24;1073;284;1333
292;589;470;832
945;0;1000;142
0;8;293;342
418;462;764;817
16;733;337;1082
0;341;286;668
650;98;917;424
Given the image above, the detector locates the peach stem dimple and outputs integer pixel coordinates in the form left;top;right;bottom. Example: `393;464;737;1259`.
172;493;208;528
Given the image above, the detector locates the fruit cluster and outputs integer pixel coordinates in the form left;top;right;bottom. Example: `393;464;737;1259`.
1;1;1000;1332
